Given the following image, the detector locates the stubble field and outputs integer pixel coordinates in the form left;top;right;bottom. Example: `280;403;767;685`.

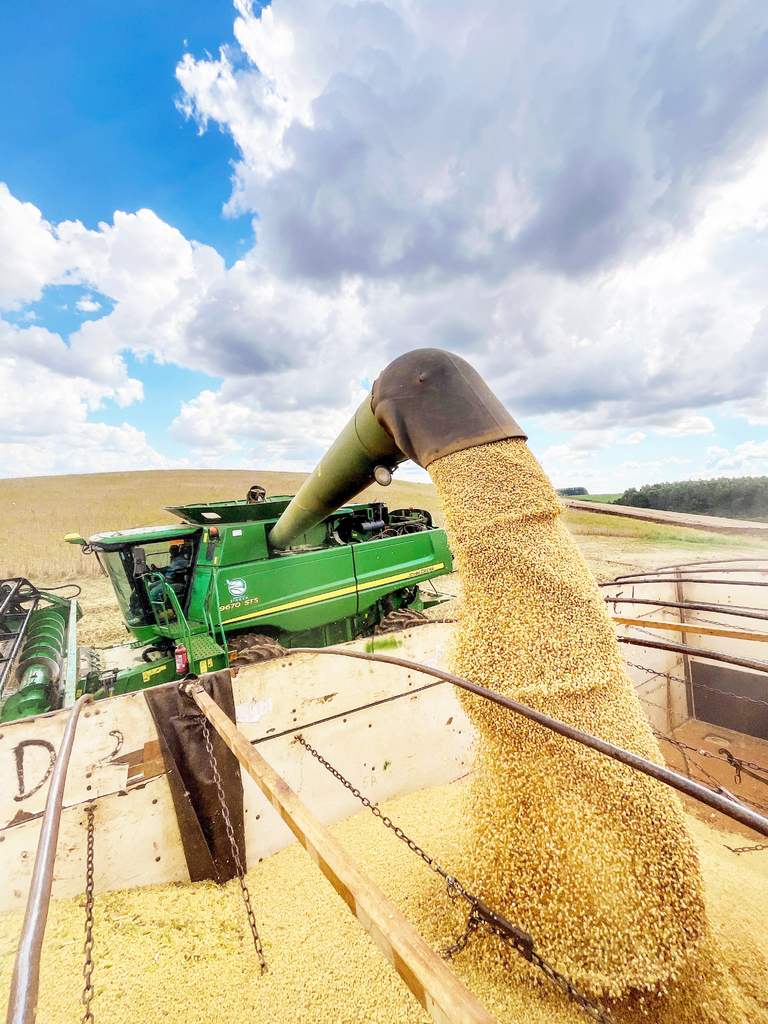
4;467;768;647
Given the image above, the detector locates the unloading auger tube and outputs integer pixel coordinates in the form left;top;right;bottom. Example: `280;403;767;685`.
268;349;526;550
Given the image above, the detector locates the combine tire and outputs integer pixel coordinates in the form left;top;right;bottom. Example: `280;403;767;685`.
228;634;288;668
374;608;431;634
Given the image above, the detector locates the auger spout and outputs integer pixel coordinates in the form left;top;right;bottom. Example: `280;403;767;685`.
267;348;526;550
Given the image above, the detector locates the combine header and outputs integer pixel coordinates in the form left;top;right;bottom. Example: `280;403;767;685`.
0;579;80;721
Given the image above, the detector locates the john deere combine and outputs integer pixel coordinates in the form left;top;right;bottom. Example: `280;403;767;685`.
0;493;450;722
1;348;525;723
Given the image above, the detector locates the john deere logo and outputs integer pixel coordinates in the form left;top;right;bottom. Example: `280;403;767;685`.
227;578;247;598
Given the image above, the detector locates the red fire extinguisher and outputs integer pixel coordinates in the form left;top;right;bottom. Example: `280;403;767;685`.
175;644;188;675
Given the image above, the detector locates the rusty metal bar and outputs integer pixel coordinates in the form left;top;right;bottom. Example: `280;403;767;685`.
600;577;768;588
616;635;768;674
5;693;93;1024
603;596;768;623
613;567;768;580
289;648;768;838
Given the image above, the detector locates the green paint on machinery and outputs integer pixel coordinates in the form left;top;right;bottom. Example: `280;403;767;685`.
1;348;527;723
0;497;452;721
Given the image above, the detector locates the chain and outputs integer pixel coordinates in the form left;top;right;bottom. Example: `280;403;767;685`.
658;730;768;784
627;660;768;778
201;719;268;973
81;804;96;1024
624;648;768;709
648;727;752;803
724;843;768;854
296;735;615;1024
677;612;768;636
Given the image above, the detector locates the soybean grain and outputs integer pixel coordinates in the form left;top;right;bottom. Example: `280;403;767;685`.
428;438;768;1020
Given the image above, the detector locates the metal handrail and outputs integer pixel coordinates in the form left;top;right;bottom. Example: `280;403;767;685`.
145;575;192;648
616;635;768;673
289;647;768;839
600;577;768;587
613;566;768;580
5;693;93;1024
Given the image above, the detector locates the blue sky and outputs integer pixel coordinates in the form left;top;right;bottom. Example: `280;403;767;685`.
1;1;250;262
1;0;768;492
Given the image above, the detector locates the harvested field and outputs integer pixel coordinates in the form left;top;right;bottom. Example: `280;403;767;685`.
4;468;768;585
0;469;445;582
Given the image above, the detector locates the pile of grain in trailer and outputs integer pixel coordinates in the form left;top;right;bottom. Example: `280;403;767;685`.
428;438;768;1018
2;783;768;1024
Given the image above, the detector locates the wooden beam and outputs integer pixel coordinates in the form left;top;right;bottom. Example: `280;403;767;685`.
613;616;768;643
184;681;497;1024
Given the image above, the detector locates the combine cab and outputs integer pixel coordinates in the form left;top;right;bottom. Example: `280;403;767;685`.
1;495;452;722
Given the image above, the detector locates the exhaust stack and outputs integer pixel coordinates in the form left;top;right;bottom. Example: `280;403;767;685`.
268;349;526;551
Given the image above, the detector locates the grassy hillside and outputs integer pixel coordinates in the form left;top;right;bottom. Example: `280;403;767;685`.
572;493;622;503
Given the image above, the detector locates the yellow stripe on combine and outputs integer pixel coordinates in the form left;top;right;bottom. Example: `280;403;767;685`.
223;563;445;626
357;563;445;592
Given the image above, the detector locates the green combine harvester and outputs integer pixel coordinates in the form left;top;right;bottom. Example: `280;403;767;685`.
0;493;451;722
0;348;525;723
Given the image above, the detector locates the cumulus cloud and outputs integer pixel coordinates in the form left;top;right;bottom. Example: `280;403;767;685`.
0;349;175;477
656;415;715;437
705;438;768;475
4;0;768;478
0;199;226;475
0;184;73;311
179;0;768;283
170;0;768;441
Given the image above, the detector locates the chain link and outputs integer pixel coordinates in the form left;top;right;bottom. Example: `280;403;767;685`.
724;842;768;854
81;804;96;1024
296;734;615;1024
626;659;768;778
201;719;268;973
624;646;768;709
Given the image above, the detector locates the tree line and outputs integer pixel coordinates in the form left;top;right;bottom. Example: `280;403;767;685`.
615;476;768;520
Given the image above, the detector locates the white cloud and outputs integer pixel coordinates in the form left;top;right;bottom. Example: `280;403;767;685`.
619;460;662;472
735;440;768;460
0;349;174;477
541;444;596;464
170;0;768;447
655;416;715;437
699;441;768;476
5;0;768;478
543;447;587;464
0;184;72;311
